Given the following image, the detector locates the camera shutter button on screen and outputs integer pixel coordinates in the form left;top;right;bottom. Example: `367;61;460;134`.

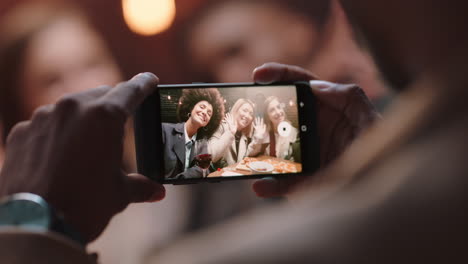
278;121;292;137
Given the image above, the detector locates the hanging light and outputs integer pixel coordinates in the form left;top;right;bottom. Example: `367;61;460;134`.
122;0;176;36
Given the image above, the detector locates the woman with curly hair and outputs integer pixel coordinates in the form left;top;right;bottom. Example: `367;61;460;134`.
162;88;225;179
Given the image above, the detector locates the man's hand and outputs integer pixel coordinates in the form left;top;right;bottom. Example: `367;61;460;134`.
252;63;380;198
0;73;165;243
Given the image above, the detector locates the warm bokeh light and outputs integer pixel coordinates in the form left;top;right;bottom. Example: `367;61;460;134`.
122;0;176;36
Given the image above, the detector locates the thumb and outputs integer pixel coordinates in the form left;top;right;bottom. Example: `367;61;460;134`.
309;81;358;110
125;173;166;203
253;62;318;84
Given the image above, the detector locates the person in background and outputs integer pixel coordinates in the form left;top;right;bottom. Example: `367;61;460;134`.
162;88;225;179
0;0;122;166
148;0;468;262
248;96;299;160
209;98;258;167
175;0;387;230
0;1;187;264
180;0;390;109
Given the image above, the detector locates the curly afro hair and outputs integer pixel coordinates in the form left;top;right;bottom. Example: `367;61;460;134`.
177;88;225;138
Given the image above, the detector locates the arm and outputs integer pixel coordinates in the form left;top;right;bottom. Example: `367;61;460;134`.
0;229;96;264
276;126;298;161
246;134;265;157
0;73;166;244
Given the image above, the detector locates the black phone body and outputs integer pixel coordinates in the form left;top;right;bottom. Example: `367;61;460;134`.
134;82;319;184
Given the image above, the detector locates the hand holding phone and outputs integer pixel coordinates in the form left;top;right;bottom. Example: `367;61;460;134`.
134;80;320;184
252;63;380;198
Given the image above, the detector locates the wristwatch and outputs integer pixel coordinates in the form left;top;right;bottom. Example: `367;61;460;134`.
0;192;84;246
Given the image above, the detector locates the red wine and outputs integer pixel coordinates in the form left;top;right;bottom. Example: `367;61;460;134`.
195;154;212;169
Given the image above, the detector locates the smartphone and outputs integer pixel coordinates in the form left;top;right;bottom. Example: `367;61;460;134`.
134;82;319;184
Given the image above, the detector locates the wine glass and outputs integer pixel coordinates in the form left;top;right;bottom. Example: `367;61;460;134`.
194;139;212;177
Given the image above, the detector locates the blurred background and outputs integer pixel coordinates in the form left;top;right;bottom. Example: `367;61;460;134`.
0;0;391;97
0;0;392;263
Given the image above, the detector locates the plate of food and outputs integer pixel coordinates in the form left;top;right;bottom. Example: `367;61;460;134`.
248;161;274;173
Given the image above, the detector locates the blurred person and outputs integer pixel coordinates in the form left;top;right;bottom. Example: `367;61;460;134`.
0;1;188;264
182;0;390;108
178;0;326;232
178;0;387;224
163;88;225;179
0;0;122;168
149;0;468;262
0;0;121;140
209;98;257;166
248;96;299;160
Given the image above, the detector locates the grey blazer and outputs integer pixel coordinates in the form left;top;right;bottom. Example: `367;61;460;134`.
161;122;207;179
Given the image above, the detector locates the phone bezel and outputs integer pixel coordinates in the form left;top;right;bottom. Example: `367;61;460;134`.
134;82;319;184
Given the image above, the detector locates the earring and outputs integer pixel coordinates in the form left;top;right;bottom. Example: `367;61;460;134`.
187;113;191;118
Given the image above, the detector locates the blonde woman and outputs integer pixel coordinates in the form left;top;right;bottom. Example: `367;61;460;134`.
209;98;261;166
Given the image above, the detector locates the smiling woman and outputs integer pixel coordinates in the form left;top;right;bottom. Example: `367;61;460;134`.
208;98;256;166
161;88;225;179
176;88;225;139
248;96;299;160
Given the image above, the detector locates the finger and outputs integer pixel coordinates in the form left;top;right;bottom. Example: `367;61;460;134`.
6;121;30;144
77;85;113;100
309;81;377;117
125;173;166;203
56;85;113;106
31;104;55;120
253;62;319;84
100;72;159;116
252;178;285;198
252;175;305;198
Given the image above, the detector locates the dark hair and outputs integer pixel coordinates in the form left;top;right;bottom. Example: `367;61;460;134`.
0;0;89;144
177;88;225;138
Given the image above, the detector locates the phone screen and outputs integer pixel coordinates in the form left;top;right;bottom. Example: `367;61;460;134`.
158;84;304;182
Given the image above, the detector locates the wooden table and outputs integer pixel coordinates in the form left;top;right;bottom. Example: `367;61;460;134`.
208;156;302;177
